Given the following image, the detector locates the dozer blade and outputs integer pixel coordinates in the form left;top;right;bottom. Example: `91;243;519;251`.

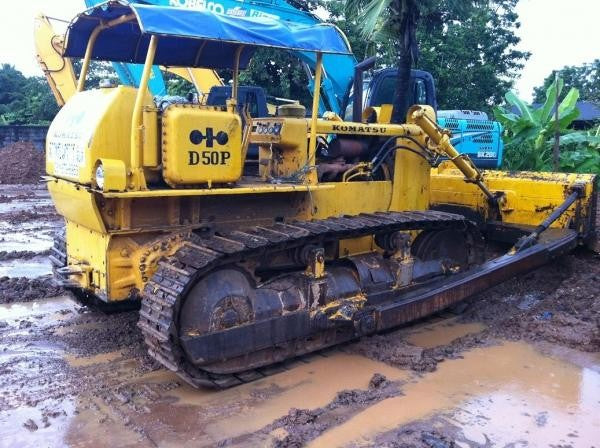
373;228;576;330
430;163;598;250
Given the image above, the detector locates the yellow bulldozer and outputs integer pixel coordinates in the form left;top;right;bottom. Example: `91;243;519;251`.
45;1;597;388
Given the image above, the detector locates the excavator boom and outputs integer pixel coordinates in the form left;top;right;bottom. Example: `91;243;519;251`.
33;14;77;106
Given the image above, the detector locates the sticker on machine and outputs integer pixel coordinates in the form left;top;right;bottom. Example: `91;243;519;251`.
46;92;110;179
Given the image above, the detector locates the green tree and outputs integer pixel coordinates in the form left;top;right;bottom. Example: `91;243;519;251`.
417;0;529;111
0;64;59;125
532;60;600;104
345;0;422;123
238;50;313;107
344;0;529;117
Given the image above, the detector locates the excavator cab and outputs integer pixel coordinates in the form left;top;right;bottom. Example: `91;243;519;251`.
47;1;596;389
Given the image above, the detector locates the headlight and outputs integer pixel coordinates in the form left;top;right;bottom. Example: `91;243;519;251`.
95;163;105;190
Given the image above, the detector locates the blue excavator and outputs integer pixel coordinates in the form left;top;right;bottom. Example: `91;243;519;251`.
36;0;503;168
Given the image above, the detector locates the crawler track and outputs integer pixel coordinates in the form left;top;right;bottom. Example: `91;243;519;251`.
138;210;477;388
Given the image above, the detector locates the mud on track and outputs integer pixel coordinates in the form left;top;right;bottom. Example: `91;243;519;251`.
0;183;598;448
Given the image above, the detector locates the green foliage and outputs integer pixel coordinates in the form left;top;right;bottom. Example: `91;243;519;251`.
417;0;529;111
533;60;600;104
344;0;529;114
238;49;312;108
494;79;600;174
0;64;59;125
345;0;420;122
163;72;196;97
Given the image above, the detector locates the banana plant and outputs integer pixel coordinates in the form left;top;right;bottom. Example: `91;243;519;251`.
494;77;600;174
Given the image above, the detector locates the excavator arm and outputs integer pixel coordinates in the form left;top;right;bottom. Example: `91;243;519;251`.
34;12;224;105
33;14;77;106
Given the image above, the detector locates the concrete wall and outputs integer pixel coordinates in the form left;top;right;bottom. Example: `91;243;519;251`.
0;125;48;151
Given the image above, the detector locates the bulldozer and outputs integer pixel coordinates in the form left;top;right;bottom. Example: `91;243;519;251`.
47;1;597;388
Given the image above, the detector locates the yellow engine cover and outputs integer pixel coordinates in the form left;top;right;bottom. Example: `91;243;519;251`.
161;105;242;186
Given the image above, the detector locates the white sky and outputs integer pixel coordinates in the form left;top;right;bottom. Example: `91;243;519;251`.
1;0;599;103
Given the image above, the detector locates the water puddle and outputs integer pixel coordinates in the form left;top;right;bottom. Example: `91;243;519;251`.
309;341;600;447
0;295;78;321
171;353;408;441
0;396;148;448
53;320;104;337
0;198;52;214
405;320;485;348
64;350;122;368
0;399;76;448
0;223;56;253
0;256;53;278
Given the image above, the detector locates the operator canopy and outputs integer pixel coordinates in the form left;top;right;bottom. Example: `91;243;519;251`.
63;1;352;70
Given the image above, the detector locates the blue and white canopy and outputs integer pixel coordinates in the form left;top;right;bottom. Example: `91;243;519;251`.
64;1;352;70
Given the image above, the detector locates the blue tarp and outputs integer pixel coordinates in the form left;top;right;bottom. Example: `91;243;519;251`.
63;1;352;70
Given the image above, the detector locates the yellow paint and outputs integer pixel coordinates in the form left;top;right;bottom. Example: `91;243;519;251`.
94;158;127;192
76;14;136;92
142;106;159;168
48;180;105;233
100;182;333;198
64;221;109;294
315;119;423;138
308;52;323;181
161;105;243;186
44;9;597;305
254;118;310;180
129;35;158;190
33;14;76;106
164;67;223;94
431;162;597;229
46;86;153;187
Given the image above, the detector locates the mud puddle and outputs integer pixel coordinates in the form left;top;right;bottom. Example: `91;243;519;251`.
0;224;56;253
0;185;61;255
310;341;600;447
198;353;408;441
0;295;77;322
0;256;52;278
404;318;485;348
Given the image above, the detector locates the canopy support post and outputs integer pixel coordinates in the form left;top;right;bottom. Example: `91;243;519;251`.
129;34;158;190
76;14;135;92
230;45;244;112
307;51;323;185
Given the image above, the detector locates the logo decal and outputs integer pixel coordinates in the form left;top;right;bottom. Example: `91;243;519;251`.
189;128;229;147
188;128;231;166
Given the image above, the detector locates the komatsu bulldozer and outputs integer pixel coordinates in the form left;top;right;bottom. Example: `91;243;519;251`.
47;1;597;388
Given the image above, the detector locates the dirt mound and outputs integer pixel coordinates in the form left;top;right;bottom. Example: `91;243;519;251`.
460;250;600;352
0;276;63;304
0;142;45;184
0;250;51;261
350;331;490;373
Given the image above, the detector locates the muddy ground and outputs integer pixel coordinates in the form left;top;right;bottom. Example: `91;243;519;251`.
0;182;598;448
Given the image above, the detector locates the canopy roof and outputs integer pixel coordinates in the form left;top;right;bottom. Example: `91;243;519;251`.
63;1;352;70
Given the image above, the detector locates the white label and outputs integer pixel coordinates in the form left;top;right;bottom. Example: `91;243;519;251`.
477;151;497;158
168;0;280;18
46;92;110;179
169;0;225;14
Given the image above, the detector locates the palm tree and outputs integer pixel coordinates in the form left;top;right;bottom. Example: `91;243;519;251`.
345;0;422;123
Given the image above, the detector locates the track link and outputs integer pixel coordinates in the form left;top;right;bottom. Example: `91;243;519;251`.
138;210;476;388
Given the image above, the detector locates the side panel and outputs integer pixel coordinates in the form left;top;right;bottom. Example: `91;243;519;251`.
48;180;106;233
162;105;243;186
46;86;149;186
